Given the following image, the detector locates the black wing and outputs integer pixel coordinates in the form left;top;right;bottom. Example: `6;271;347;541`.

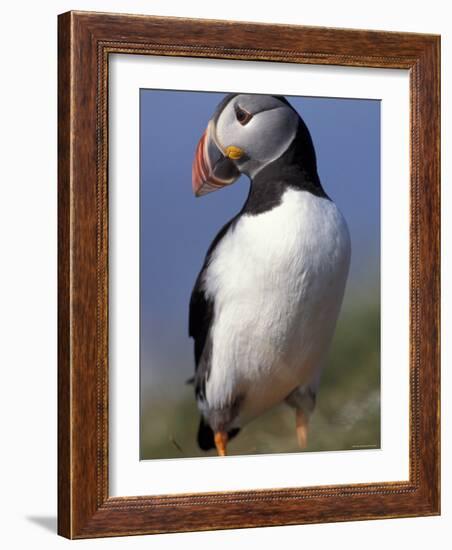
189;216;243;451
189;215;240;369
188;257;215;406
189;268;214;368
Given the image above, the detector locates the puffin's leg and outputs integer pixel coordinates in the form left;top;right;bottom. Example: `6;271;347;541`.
214;431;228;456
285;383;318;450
295;408;310;449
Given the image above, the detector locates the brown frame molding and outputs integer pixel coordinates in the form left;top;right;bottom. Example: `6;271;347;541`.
58;11;440;539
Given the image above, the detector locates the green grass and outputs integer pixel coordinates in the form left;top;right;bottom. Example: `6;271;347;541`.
140;300;380;459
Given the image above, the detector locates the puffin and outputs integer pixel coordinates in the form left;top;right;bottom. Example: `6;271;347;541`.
190;94;351;456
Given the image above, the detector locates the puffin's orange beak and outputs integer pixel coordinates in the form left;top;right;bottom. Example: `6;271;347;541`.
192;121;240;197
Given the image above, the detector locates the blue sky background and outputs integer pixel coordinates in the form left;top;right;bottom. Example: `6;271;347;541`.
140;90;380;394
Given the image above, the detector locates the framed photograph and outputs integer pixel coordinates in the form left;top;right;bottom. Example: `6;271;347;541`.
58;11;440;538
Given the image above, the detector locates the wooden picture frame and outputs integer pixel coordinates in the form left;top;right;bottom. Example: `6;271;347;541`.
58;11;440;539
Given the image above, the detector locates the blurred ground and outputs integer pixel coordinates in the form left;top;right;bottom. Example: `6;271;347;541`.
140;295;380;459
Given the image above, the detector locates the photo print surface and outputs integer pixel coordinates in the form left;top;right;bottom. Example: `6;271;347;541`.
140;89;380;460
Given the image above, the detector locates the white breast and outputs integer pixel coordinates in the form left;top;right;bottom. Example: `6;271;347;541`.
203;188;351;425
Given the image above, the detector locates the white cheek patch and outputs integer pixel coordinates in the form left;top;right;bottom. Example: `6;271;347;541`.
244;107;298;164
215;105;238;152
215;104;298;167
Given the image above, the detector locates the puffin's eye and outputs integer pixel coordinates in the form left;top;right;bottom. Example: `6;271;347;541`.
235;106;252;126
